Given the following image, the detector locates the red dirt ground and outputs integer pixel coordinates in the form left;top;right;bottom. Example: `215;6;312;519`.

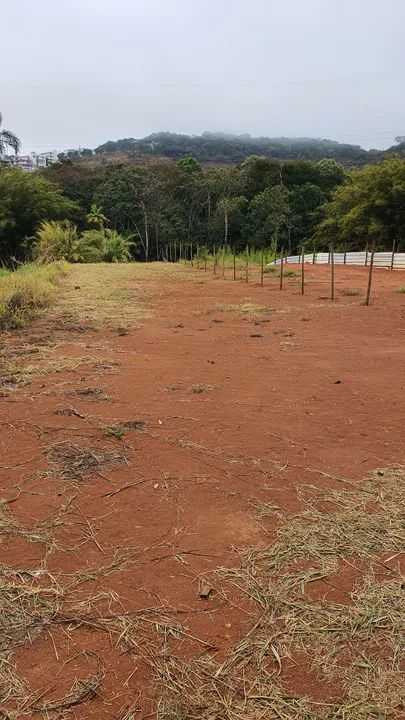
0;262;404;718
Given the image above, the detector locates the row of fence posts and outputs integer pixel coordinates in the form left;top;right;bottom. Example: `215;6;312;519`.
165;239;380;305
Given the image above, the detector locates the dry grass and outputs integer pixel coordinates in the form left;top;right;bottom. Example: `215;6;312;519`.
154;468;405;719
217;303;273;316
50;263;164;329
189;384;215;394
0;468;403;718
69;386;111;401
340;288;363;297
0;262;69;330
46;441;127;480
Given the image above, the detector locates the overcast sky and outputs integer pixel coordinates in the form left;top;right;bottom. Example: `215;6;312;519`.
1;0;404;153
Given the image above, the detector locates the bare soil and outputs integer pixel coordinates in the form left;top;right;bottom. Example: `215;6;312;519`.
0;262;404;719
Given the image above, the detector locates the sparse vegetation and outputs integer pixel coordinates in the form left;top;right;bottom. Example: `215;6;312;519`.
155;469;405;719
340;288;363;296
0;261;68;329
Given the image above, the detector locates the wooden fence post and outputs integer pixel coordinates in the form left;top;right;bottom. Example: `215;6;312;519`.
245;245;249;283
330;244;335;300
343;245;347;265
279;248;284;290
233;246;236;280
213;245;216;274
365;240;376;306
260;246;264;287
365;243;369;266
390;238;396;270
301;245;305;296
222;245;225;278
312;242;316;264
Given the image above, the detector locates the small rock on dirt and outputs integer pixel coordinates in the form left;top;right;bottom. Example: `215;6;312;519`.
198;580;214;600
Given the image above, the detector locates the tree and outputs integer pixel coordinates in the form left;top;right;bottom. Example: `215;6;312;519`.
314;158;405;250
95;165;156;260
250;185;294;253
86;203;108;229
289;183;325;249
177;156;201;174
0;168;77;262
42;162;106;220
240;156;280;198
217;196;247;245
317;158;346;192
0;112;20;156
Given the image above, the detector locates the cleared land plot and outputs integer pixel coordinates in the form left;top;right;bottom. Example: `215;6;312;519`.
0;262;404;719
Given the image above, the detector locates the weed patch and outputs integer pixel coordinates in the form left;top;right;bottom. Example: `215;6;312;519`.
218;303;273;315
0;262;68;330
340;288;363;297
190;384;215;394
47;441;127;480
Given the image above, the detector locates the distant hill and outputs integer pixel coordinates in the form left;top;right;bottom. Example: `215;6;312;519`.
94;131;404;165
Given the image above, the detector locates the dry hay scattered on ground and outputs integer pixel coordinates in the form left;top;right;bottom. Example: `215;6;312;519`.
0;468;403;719
0;262;404;719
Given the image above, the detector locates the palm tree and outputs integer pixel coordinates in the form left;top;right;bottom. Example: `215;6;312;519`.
86;203;109;230
0;112;20;157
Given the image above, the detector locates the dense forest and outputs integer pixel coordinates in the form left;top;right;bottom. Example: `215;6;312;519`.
1;152;405;265
94;131;405;165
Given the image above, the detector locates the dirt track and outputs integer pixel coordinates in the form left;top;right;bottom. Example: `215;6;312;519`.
1;262;404;719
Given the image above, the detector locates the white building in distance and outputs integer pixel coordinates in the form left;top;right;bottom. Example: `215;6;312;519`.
0;150;58;171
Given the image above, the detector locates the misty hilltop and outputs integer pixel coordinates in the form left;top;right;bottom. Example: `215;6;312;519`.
93;131;404;165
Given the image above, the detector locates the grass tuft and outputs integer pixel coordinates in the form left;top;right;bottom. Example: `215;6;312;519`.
340;288;363;297
46;441;127;480
0;262;69;330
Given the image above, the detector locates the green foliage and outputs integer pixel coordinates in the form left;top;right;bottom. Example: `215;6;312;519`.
0;168;76;262
250;185;293;251
317;158;347;191
0;261;68;330
74;229;105;262
315;158;405;249
35;221;131;264
102;229;133;262
94;131;379;164
42;163;106;221
177;156;201;173
36;220;78;263
86;203;109;229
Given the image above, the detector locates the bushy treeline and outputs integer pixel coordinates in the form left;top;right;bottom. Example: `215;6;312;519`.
1;154;405;265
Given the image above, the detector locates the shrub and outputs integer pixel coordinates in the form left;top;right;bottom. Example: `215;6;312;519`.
36;220;78;263
73;229;104;262
102;230;133;262
0;261;68;330
35;222;132;263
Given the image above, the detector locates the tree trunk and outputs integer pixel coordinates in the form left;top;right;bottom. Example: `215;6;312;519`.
155;221;159;260
141;202;149;262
